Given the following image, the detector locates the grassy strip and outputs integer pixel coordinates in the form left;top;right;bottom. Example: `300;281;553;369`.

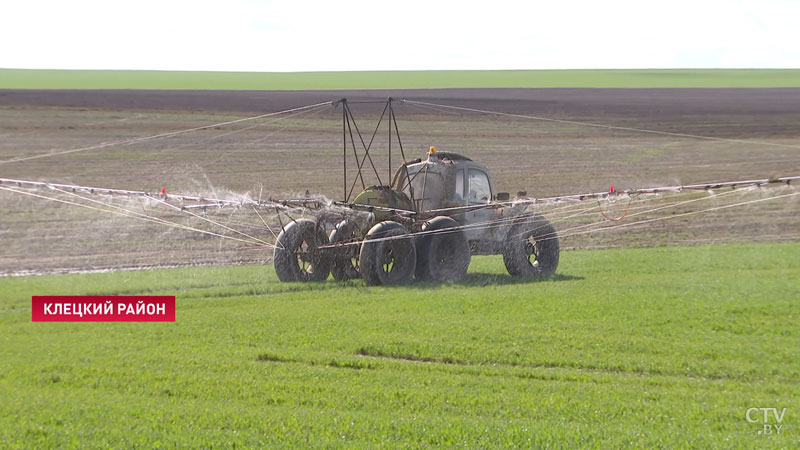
1;68;799;90
1;242;798;446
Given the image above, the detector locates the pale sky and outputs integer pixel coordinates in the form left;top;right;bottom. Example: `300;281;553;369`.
3;0;798;71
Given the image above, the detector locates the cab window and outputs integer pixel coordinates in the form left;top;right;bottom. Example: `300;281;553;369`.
467;169;491;203
409;169;444;210
455;169;465;201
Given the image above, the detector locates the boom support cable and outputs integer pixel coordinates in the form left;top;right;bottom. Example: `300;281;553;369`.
0;101;333;166
403;100;800;150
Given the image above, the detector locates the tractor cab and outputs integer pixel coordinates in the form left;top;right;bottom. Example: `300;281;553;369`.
392;147;496;212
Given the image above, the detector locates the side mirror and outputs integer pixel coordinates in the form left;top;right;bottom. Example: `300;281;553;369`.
495;192;510;201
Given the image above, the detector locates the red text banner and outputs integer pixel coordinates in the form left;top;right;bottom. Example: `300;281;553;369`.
32;296;175;322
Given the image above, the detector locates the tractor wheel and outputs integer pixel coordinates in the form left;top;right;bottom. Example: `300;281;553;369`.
415;216;470;282
502;214;559;278
329;220;361;281
359;221;416;286
273;219;331;282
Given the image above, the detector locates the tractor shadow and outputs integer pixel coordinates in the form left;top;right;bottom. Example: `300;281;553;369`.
411;272;583;289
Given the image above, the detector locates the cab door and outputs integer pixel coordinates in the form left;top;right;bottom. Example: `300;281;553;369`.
463;168;494;242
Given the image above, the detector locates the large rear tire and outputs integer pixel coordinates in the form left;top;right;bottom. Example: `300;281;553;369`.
273;219;331;282
415;216;470;282
329;220;361;281
503;214;559;278
359;221;416;286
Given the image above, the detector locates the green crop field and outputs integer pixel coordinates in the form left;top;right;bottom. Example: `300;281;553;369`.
1;68;799;90
1;242;798;447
